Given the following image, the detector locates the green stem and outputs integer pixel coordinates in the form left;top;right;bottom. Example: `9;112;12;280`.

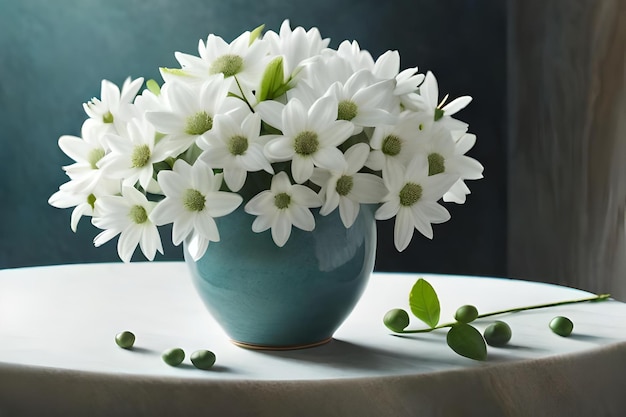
397;293;611;334
234;76;254;113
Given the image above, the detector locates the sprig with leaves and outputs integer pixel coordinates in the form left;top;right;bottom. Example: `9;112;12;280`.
383;278;611;360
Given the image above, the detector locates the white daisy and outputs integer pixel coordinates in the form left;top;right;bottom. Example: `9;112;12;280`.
311;143;387;228
417;125;483;177
149;159;243;260
375;155;459;251
145;76;245;156
244;171;322;247
48;178;121;232
198;111;274;192
323;70;396;135
366;111;430;178
57;121;108;192
92;186;163;263
414;71;472;131
441;132;484;204
256;96;351;183
263;19;330;77
163;30;268;92
82;77;144;135
294;51;355;98
394;67;425;110
335;40;376;74
98;118;173;191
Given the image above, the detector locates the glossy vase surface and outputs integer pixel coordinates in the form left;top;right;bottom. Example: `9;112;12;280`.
184;205;376;349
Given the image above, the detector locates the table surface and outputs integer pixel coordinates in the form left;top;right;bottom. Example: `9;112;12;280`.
1;262;625;416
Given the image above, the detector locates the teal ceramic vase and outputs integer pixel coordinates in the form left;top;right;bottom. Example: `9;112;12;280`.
184;205;377;349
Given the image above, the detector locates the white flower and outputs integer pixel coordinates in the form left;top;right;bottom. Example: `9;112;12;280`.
82;77;144;134
293;52;355;97
146;76;244;156
164;30;268;92
98;118;173;191
335;40;375;74
311;143;387;228
256;96;351;183
92;186;163;263
198;112;274;192
375;155;459;251
367;111;430;178
57;121;108;192
149;160;242;260
414;71;472;131
440;132;484;204
48;178;120;232
323;70;396;135
263;19;330;77
394;67;425;110
244;171;322;247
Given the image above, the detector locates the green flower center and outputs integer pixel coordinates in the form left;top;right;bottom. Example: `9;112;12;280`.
399;182;422;206
129;205;148;224
87;193;96;209
103;111;114;124
183;189;206;212
131;144;151;168
209;54;244;77
228;135;249;156
274;192;291;209
418;123;424;131
336;175;354;196
293;131;319;156
434;108;444;121
381;135;402;156
185;111;213;136
88;148;105;169
337;100;358;121
428;153;445;176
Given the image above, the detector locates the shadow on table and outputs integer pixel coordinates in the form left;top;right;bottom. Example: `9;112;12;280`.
253;339;462;373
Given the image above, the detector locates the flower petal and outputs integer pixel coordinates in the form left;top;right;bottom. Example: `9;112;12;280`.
224;167;247;192
117;225;142;263
443;96;472;116
289;206;315;231
375;200;400;221
393;208;414;252
311;147;346;173
255;100;285;131
195;212;220;242
271;214;292;247
205;191;242;217
338;197;359;228
351;173;387;203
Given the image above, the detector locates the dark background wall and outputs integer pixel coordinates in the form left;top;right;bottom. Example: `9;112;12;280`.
0;0;507;277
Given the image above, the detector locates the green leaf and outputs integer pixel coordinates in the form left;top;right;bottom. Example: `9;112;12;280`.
146;79;161;96
249;24;265;45
409;278;440;328
446;323;487;361
258;56;286;101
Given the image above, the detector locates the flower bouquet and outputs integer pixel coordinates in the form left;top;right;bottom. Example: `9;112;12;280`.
49;20;483;263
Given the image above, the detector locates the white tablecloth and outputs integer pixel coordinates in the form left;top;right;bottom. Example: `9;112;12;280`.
0;263;625;416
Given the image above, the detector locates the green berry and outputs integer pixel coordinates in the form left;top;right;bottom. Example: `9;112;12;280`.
549;316;574;337
191;350;216;370
115;331;135;349
383;308;410;332
483;321;512;347
162;348;185;366
454;305;479;323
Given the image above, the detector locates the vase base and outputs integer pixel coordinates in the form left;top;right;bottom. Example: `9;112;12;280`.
230;337;333;351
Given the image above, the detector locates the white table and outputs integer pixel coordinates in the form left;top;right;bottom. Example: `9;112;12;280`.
1;263;625;416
